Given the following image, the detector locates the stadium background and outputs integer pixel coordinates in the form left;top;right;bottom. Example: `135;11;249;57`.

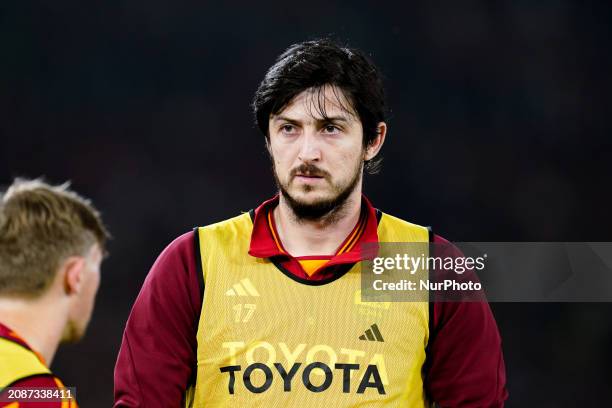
1;1;611;406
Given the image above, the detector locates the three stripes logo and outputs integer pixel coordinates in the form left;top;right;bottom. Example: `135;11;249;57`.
359;323;384;342
225;278;260;297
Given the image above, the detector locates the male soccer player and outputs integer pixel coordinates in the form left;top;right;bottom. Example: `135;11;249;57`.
0;179;109;407
114;39;508;407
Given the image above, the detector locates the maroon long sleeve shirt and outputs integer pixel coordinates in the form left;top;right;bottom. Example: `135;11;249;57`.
114;196;508;407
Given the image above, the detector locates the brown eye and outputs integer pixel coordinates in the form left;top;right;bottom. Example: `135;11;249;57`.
281;124;295;133
323;125;340;134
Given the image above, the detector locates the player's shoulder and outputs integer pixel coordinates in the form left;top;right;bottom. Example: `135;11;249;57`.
376;210;432;242
0;331;51;391
195;211;253;238
378;211;429;230
155;230;195;264
161;211;253;257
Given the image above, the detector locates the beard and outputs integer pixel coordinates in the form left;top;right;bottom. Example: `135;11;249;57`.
273;160;362;222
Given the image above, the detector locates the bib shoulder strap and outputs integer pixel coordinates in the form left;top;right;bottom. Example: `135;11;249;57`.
0;337;51;388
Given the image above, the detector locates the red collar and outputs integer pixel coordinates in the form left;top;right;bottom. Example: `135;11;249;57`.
248;194;380;267
0;321;32;350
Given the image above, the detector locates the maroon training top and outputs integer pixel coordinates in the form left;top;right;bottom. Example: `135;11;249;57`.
113;196;508;407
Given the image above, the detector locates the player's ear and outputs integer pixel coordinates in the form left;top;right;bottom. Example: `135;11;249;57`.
364;122;387;161
264;135;273;158
61;256;86;295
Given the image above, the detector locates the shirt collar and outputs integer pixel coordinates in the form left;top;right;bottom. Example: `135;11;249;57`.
0;321;47;366
248;194;379;264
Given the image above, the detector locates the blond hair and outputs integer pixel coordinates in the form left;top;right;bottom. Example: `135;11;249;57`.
0;178;109;298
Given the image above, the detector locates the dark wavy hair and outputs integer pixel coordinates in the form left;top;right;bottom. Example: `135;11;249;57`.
252;39;387;173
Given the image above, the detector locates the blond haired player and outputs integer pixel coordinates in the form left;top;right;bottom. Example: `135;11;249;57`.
0;179;109;407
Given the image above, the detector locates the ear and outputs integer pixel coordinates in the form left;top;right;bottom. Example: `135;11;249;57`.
264;135;275;161
61;256;86;296
265;136;271;153
364;122;387;161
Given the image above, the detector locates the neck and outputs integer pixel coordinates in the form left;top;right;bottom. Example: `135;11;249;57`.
274;187;363;257
0;293;67;366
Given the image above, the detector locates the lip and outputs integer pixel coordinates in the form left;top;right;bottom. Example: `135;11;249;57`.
295;174;323;178
294;175;324;182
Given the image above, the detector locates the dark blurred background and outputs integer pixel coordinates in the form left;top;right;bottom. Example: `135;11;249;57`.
1;1;611;406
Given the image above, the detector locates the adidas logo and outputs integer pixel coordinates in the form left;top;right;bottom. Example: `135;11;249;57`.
225;278;260;297
359;324;384;342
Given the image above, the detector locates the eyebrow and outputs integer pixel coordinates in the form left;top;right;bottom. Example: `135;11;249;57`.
271;115;351;124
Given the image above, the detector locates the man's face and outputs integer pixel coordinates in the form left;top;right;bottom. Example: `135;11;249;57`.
267;85;366;219
63;244;102;343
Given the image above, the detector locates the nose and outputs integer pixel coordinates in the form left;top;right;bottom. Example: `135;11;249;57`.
297;129;321;163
